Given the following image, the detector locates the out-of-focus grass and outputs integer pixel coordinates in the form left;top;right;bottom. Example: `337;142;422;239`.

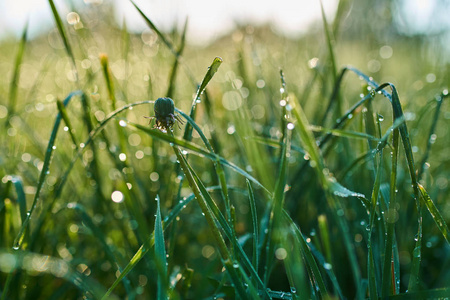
0;1;449;299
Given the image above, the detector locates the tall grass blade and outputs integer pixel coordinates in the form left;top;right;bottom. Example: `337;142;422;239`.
166;18;188;98
6;21;28;122
130;0;176;54
185;159;268;299
183;56;223;141
154;195;168;300
48;0;77;73
283;213;329;298
247;180;259;275
417;91;448;180
170;138;253;299
418;184;449;244
291;95;363;299
13;91;83;250
9;176;27;225
56;99;78;149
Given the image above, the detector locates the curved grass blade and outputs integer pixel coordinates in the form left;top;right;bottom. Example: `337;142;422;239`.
13;91;83;250
128;122;269;194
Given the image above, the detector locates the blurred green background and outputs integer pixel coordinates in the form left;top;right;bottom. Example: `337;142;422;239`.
0;0;449;299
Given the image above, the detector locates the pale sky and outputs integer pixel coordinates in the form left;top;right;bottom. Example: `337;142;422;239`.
0;0;448;44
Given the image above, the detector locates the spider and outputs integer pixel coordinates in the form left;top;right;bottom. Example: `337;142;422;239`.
145;97;184;131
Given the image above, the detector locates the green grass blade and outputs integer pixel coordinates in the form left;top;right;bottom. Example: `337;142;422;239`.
264;109;289;285
183;56;223;141
283;213;329;298
388;287;450;299
170;137;253;300
291;94;363;299
166;18;188;98
155;195;168;300
48;0;77;72
129;122;269;194
417;91;448;180
10;176;27;225
13;91;83;250
381;116;400;298
6;21;28;121
99;53;117;110
418;184;449;244
185;160;268;299
309;125;379;141
247;136;306;154
130;0;176;54
56;99;78;150
65;203;132;295
247;180;259;275
368;151;383;300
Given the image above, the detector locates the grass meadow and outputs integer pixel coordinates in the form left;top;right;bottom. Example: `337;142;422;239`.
0;0;449;299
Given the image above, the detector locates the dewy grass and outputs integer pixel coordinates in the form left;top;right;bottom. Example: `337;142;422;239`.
1;1;449;299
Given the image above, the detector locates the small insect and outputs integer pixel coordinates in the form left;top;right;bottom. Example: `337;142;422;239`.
145;97;184;131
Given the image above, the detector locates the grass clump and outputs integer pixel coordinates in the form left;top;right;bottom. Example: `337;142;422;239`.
0;1;449;299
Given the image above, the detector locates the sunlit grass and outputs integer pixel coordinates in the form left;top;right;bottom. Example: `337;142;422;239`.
0;1;449;299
